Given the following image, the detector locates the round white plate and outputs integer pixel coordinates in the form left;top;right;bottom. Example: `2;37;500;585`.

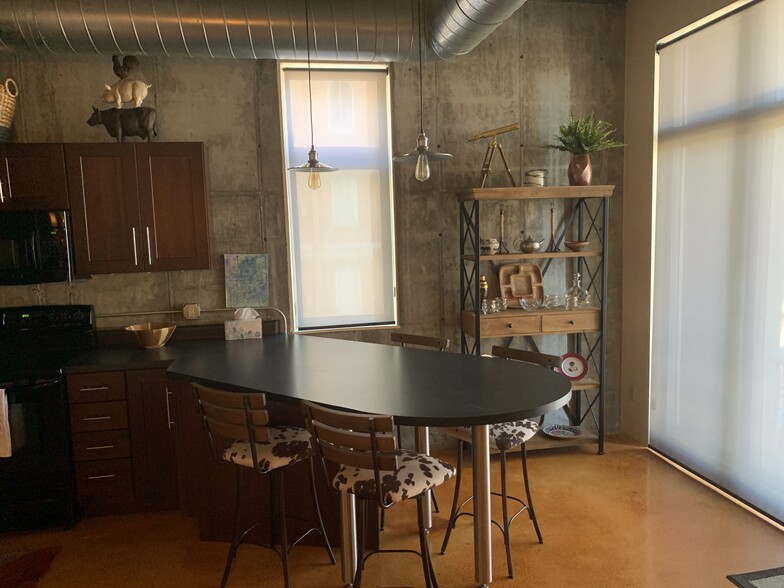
558;352;588;381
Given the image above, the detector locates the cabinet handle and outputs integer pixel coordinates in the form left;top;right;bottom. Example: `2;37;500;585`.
568;320;575;325
132;227;139;266
0;178;4;203
79;386;109;392
508;323;514;328
165;387;174;430
86;445;115;451
146;226;153;265
87;474;116;481
83;415;112;421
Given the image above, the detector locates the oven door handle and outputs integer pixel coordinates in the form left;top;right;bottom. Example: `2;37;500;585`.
27;378;62;390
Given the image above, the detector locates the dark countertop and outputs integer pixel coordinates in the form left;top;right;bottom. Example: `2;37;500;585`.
166;334;572;427
65;320;280;373
65;344;180;373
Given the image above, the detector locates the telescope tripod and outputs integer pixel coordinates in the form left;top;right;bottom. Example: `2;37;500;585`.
479;139;517;188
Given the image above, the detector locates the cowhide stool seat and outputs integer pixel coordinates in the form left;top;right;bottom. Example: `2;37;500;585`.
192;383;335;588
438;346;561;578
302;400;455;588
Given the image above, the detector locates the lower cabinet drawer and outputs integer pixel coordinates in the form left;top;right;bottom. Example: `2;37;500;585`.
72;430;131;462
70;400;128;433
75;459;134;505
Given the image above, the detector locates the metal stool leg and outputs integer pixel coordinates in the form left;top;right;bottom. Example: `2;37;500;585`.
353;500;366;588
220;467;244;587
417;495;438;588
275;471;291;588
500;450;514;578
521;443;543;543
440;439;464;554
308;457;336;564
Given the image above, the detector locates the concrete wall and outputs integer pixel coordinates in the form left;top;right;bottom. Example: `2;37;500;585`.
621;0;734;442
0;0;625;434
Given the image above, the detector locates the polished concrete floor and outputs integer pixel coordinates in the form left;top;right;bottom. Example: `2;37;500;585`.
2;439;783;587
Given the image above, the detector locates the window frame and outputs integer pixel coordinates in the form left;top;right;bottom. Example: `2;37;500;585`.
279;61;398;333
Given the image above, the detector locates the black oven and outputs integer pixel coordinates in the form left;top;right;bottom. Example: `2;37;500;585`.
0;305;95;533
0;210;73;285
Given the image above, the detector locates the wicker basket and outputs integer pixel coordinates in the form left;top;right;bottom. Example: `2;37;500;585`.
0;78;19;131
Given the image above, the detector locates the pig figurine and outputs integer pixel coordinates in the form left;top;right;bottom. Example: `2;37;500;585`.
101;79;151;109
87;106;157;142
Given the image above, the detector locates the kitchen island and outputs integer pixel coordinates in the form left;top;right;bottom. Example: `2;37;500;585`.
165;334;571;586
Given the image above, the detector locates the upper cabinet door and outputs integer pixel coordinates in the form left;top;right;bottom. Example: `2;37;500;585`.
136;143;211;272
0;144;69;210
66;144;142;275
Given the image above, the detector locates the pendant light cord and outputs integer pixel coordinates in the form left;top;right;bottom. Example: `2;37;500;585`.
306;0;315;148
418;0;424;134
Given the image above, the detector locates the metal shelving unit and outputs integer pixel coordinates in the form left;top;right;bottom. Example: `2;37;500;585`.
457;185;614;454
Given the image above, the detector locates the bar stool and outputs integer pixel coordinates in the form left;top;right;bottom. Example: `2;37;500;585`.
301;400;455;588
192;383;335;588
387;332;449;527
438;346;561;578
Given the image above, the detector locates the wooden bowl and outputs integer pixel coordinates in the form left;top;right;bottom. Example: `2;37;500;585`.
564;240;590;252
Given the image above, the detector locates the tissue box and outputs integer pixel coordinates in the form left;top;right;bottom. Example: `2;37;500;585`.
224;319;263;340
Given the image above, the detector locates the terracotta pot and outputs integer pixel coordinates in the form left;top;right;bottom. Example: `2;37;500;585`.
568;154;592;186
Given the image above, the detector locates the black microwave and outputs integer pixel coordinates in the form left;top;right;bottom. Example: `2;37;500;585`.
0;210;73;285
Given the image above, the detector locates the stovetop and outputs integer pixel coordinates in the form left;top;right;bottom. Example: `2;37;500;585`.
0;305;95;387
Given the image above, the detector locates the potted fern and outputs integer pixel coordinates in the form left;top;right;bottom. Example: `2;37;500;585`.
549;113;623;185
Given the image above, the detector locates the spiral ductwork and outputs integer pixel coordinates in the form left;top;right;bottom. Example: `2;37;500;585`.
0;0;528;62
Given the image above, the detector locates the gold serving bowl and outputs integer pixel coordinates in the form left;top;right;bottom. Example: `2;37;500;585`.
125;322;177;349
564;240;590;252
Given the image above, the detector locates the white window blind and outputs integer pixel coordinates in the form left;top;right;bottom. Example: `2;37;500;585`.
281;65;397;331
651;0;784;523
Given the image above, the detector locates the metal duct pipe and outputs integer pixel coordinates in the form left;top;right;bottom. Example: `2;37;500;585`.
429;0;529;58
0;0;526;62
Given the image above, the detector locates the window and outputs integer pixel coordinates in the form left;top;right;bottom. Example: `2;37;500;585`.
280;64;397;331
651;0;784;523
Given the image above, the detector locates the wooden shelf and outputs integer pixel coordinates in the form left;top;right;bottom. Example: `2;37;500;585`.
463;250;602;262
456;185;614;202
571;378;600;391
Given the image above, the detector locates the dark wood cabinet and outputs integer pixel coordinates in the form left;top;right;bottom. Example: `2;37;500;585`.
126;369;180;511
66;142;211;275
67;368;180;516
67;371;135;516
0;143;69;209
136;143;211;272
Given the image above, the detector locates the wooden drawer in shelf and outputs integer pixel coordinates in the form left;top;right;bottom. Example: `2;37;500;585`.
70;400;128;433
462;308;601;339
68;371;126;403
75;459;134;505
541;310;600;333
72;429;131;462
475;313;541;338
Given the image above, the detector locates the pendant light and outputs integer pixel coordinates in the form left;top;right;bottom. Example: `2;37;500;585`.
393;0;452;181
287;0;338;190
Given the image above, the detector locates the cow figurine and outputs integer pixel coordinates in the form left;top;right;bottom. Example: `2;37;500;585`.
101;79;151;109
87;106;157;142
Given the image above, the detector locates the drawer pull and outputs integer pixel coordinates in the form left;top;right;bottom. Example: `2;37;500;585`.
86;445;115;451
165;387;174;430
83;416;112;421
87;474;116;481
568;320;575;325
80;386;109;392
508;323;514;328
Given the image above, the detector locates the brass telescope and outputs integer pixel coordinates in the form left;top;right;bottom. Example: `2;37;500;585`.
466;122;520;142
